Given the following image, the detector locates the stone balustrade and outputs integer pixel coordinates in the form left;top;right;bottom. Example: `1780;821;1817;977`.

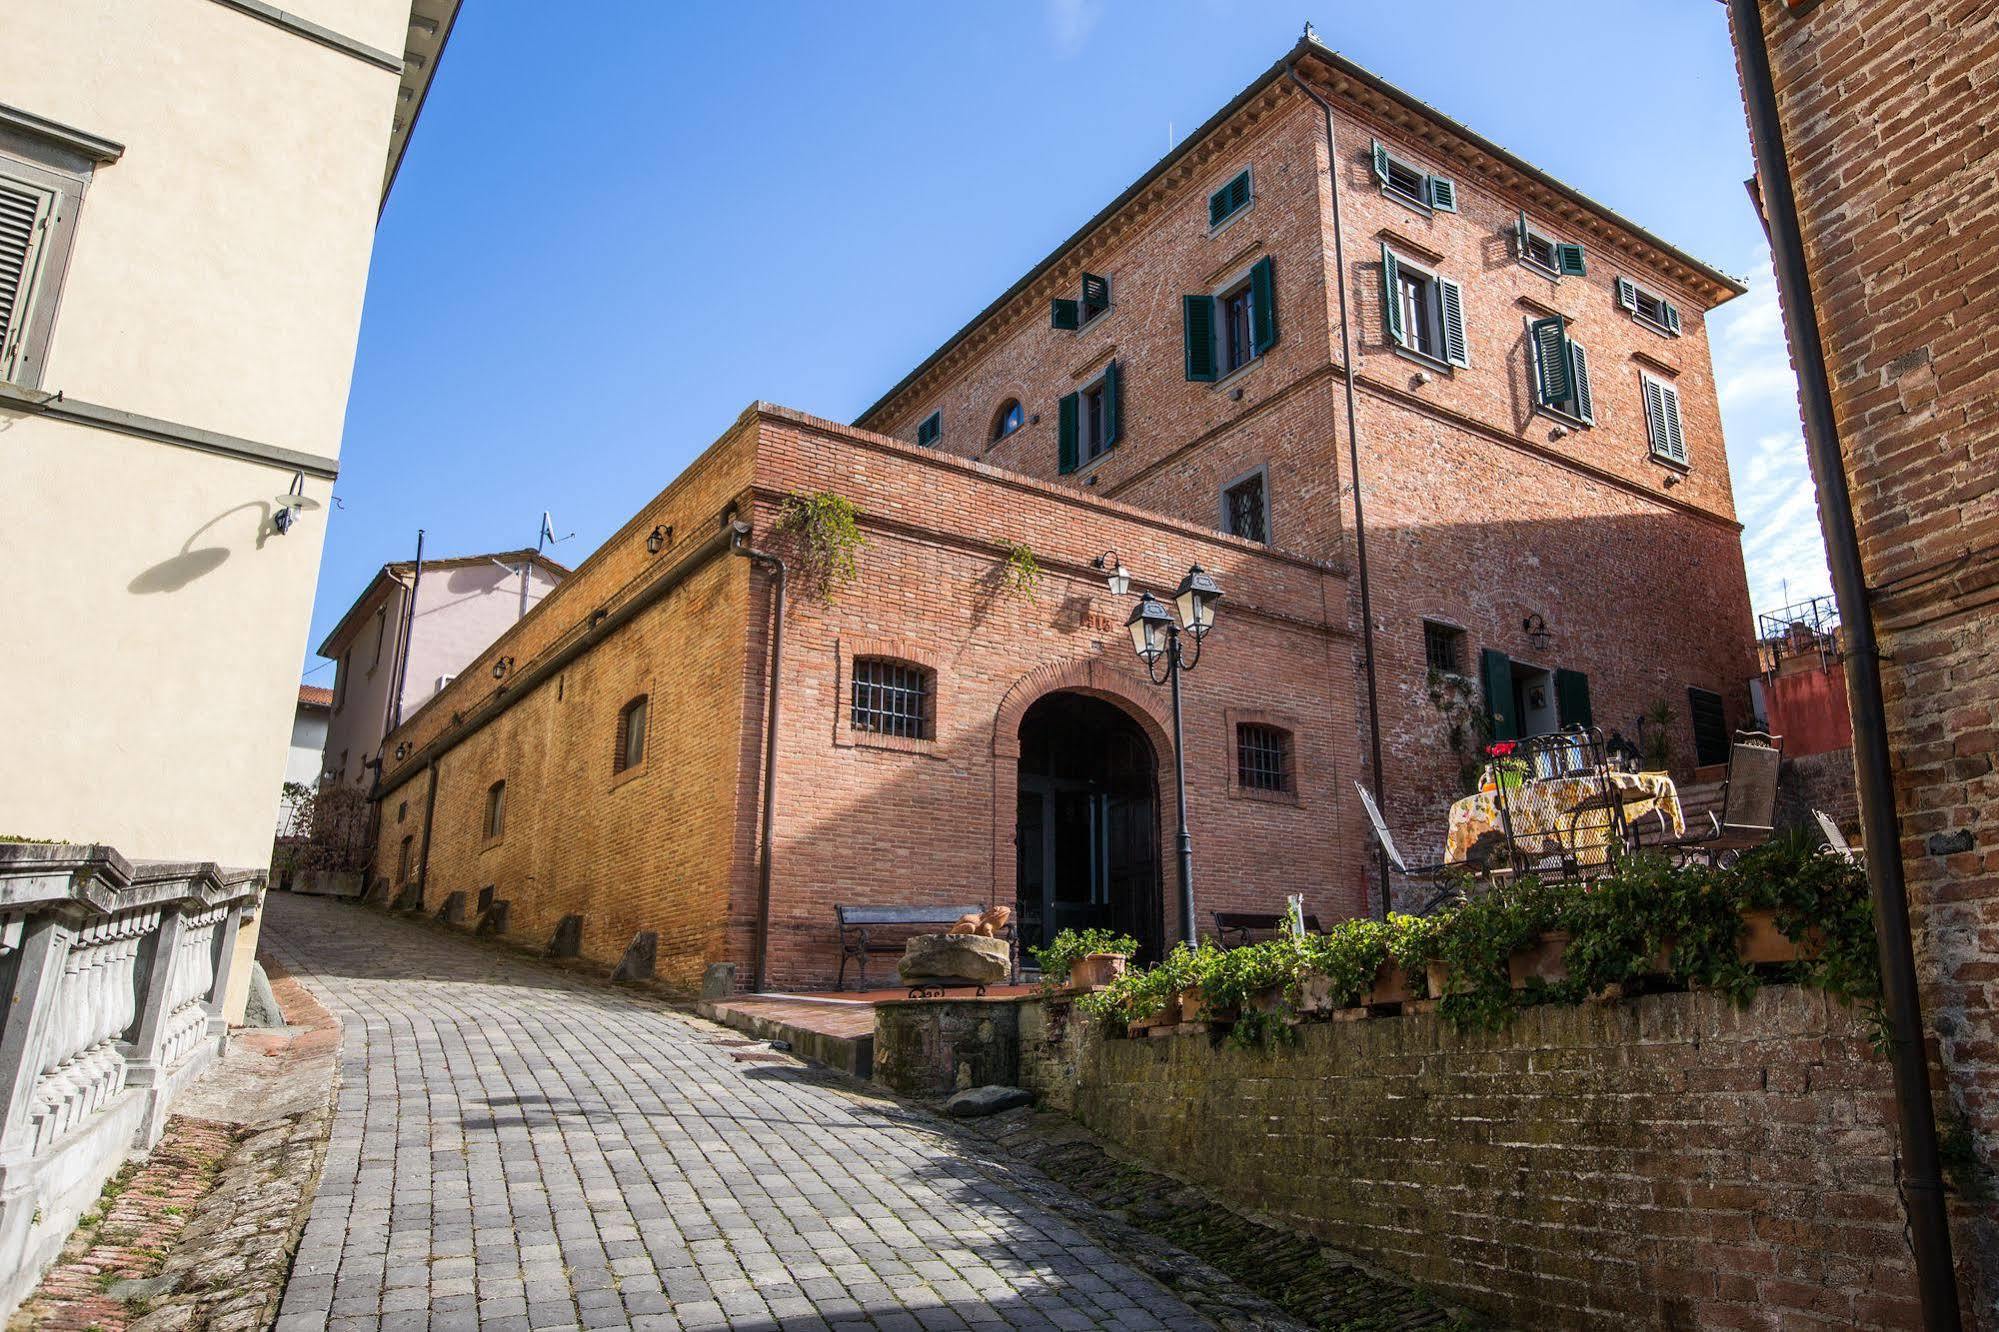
0;844;261;1320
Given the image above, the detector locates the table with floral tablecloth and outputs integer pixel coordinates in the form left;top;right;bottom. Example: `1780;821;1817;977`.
1446;770;1684;868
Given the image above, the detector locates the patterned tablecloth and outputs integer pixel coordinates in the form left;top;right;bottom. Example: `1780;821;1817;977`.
1446;770;1684;868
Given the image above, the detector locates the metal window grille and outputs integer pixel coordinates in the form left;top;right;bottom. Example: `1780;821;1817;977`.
1225;474;1266;543
1237;724;1290;792
851;659;931;739
1423;621;1464;674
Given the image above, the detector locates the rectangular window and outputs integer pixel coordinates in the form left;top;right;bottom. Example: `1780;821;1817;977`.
1617;277;1682;335
851;659;932;739
1080;271;1111;324
1424;621;1466;675
1642;373;1688;465
616;695;649;773
916;411;941;447
1208;168;1252;228
484;781;506;840
1371;139;1456;213
1381;245;1468;369
1516;212;1587;277
0;148;87;390
1528;314;1594;424
370;606;388;671
1236;724;1293;794
1184;257;1277;382
397;836;414;884
1059;360;1121;472
1222;470;1268;544
333;653;349;711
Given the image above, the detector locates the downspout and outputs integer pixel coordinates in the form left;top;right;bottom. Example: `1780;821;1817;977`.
388;530;425;734
730;518;786;993
413;756;438;907
1287;60;1392;920
1728;2;1962;1325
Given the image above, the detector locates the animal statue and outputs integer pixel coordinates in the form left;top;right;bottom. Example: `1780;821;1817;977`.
946;904;1012;937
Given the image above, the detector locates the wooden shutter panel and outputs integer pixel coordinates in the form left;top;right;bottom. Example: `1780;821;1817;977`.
1556;243;1587;277
1663;300;1683;335
916;412;940;447
1380;243;1404;348
1370;139;1390;186
1249;256;1277;354
0;178;53;381
1081;272;1110;321
1438;278;1468;368
1102;359;1123;447
1182;294;1217;381
1660;381;1686;462
1057;392;1080;473
1615;277;1638;311
1229;171;1250;215
1050;298;1079;331
1643;378;1667;454
1555;669;1594;729
1427;175;1458;212
1529;316;1569;407
1481;649;1518;743
1515;211;1530;258
1570;340;1594;424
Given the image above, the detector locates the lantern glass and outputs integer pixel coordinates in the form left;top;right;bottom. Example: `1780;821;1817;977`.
1108;563;1131;597
1126;594;1172;664
1174;565;1223;639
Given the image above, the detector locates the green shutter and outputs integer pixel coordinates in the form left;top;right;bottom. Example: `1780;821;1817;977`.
1057;392;1080;473
1050;298;1079;331
1555;669;1593;730
1481;648;1518;743
1615;277;1638;312
1439;277;1468;368
1643;378;1667;454
1370;139;1389;187
1556;243;1587;277
1380;243;1404;348
1663;300;1682;335
1081;272;1110;321
1102;359;1122;447
1249;256;1277;355
1427;175;1457;212
1208;170;1250;227
1182;294;1217;381
1229;171;1251;215
1515;211;1530;258
1529;315;1569;407
1570;340;1594;424
916;412;940;447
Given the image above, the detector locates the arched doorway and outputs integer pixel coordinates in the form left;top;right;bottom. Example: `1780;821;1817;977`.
1015;692;1163;964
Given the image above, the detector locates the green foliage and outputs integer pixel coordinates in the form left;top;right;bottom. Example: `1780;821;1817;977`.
999;542;1041;601
1076;844;1882;1039
1641;699;1676;772
776;491;865;598
1030;927;1139;986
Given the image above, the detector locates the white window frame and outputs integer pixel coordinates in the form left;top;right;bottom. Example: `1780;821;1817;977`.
1384;248;1466;373
1208;262;1266;383
0;145;86;392
1219;465;1272;545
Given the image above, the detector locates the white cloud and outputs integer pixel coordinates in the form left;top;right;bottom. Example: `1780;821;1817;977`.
1713;251;1834;619
1045;0;1105;58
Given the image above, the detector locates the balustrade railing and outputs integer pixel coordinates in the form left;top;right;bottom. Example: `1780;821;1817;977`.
0;843;262;1320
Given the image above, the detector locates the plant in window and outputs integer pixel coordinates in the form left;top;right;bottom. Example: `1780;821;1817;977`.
998;542;1041;602
776;491;866;600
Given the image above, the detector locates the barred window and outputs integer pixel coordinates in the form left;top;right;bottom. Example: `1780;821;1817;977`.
851;658;933;739
1236;724;1292;793
1423;621;1466;675
615;695;648;773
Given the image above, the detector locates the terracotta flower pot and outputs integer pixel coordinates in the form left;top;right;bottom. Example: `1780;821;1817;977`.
1739;908;1801;964
1067;953;1128;992
1179;985;1237;1023
1508;930;1571;989
1368;961;1410;1006
1425;961;1452;1000
1295;973;1339;1015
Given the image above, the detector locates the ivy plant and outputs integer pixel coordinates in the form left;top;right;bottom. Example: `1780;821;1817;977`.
1030;927;1139;987
776;491;865;599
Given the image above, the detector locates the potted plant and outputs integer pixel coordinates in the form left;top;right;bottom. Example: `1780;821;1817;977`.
1029;927;1140;993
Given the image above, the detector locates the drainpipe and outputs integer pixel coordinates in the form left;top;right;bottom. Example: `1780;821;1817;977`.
388;530;425;734
1728;2;1961;1325
1287;60;1391;920
413;756;439;907
731;518;786;993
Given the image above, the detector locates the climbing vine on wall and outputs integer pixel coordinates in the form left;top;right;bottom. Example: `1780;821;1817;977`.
776;491;866;600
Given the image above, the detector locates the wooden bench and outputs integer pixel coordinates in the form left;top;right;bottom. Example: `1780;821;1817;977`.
1212;910;1324;949
834;903;1017;991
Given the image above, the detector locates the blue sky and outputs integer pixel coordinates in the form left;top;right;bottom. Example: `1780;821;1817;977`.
304;1;1828;679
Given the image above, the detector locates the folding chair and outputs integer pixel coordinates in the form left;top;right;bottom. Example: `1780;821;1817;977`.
1662;730;1784;866
1814;809;1860;863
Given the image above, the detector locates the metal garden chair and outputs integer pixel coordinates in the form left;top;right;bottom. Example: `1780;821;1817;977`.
1660;730;1784;867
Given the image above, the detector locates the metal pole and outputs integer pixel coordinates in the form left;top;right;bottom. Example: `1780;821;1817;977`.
1169;627;1196;947
1728;1;1961;1324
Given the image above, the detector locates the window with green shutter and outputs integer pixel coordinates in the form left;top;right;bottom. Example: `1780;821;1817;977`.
916;412;941;447
1527;315;1593;424
1370;139;1455;214
1514;211;1587;278
1642;373;1688;465
1381;244;1468;369
1050;297;1079;330
1184;259;1277;381
1057;392;1080;473
1051;272;1113;330
1208;169;1252;228
1617;276;1682;336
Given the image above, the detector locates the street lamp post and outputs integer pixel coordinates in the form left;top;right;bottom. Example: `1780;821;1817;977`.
1123;565;1223;948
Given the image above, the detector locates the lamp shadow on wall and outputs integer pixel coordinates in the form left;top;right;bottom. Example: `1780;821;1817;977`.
127;500;273;594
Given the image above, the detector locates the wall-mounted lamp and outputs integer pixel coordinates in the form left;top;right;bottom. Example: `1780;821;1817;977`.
1522;613;1553;649
1091;550;1131;596
394;741;411;761
491;655;515;680
271;470;321;536
646;524;671;555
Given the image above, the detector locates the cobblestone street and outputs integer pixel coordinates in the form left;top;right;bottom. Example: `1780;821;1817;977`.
260;895;1231;1332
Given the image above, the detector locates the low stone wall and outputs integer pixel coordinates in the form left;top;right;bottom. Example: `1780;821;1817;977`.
1021;986;1930;1330
874;998;1022;1097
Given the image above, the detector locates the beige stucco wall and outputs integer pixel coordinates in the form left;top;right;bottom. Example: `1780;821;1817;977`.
0;0;413;867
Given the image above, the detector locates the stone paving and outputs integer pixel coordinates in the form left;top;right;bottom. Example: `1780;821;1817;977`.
260;895;1230;1332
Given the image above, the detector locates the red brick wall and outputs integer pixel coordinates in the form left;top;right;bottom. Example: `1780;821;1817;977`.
1734;0;1999;1313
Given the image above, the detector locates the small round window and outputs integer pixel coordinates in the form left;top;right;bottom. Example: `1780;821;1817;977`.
991;399;1024;442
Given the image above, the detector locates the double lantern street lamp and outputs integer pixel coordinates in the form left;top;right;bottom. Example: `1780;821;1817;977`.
1094;552;1224;949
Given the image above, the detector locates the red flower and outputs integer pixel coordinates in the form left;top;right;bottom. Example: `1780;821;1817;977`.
1487;741;1517;757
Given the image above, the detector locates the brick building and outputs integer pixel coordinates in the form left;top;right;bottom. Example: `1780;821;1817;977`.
371;35;1756;988
1729;0;1999;1315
